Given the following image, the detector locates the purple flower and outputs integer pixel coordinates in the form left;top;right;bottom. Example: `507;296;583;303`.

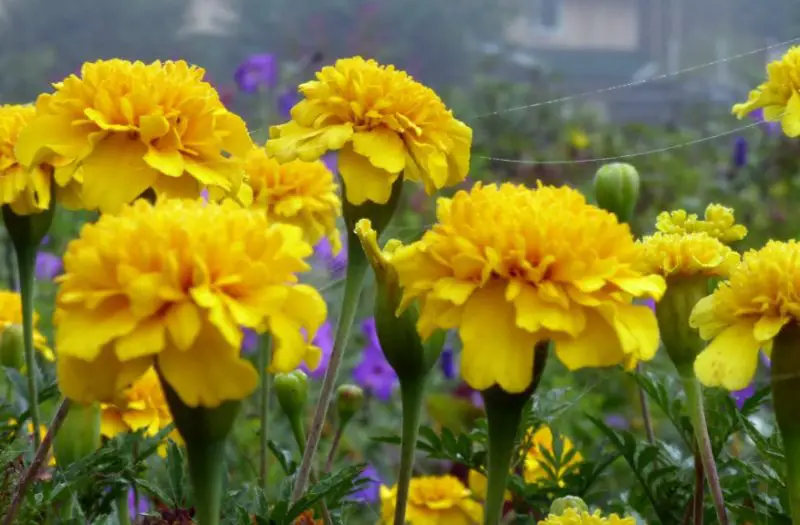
300;321;334;379
440;347;455;379
731;383;756;410
35;252;62;280
321;152;338;174
127;487;148;519
762;351;771;368
351;318;398;400
277;89;300;119
732;136;748;168
241;329;259;355
349;464;381;503
234;54;278;93
314;234;347;277
605;414;629;429
750;108;781;136
643;298;656;312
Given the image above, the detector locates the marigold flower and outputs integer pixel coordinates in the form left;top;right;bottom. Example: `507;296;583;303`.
691;240;800;391
0;290;53;361
638;232;740;278
267;56;472;205
55;198;326;407
15;59;254;213
523;425;583;485
537;508;635;525
390;182;665;393
243;146;341;252
655;204;747;244
379;475;483;525
732;46;800;137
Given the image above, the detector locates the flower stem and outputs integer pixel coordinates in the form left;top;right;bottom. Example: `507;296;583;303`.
291;240;368;502
636;363;655;443
116;492;132;525
324;426;344;474
680;374;728;525
16;243;40;449
286;409;334;525
258;334;272;494
771;324;800;522
185;438;226;525
393;378;426;525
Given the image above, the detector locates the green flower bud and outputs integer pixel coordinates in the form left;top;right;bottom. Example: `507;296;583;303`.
656;276;708;376
53;402;101;467
335;384;364;427
549;496;589;515
275;370;309;419
593;162;640;223
0;324;24;369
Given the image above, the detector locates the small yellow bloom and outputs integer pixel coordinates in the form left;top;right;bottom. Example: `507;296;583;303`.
390;182;665;393
638;232;740;278
655;203;747;244
538;508;636;525
380;475;483;525
244;146;341;252
523;425;583;485
267;57;472;205
569;130;590;151
467;470;511;501
732;46;800;136
15;59;253;213
55;198;326;407
692;240;800;391
0;290;53;361
0;105;55;215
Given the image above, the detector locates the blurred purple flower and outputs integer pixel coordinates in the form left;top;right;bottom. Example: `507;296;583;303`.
605;414;629;429
314;234;347;277
762;351;771;369
300;321;334;379
234;54;279;93
277;89;300;119
351;318;398;400
750;108;781;136
241;329;259;355
440;347;455;379
321;152;338;174
731;383;756;410
732;136;748;168
643;298;656;311
128;487;148;519
349;464;381;503
35;252;62;280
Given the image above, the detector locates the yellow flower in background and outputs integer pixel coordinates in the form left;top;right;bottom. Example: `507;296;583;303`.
15;59;253;213
691;240;800;391
0;290;53;361
655;204;747;244
0;105;55;215
638;232;740;278
732;46;800;136
9;420;54;465
391;182;665;393
243;146;341;252
267;56;472;205
568;129;590;151
538;508;636;525
523;425;583;485
380;475;483;525
55;198;326;407
467;470;511;502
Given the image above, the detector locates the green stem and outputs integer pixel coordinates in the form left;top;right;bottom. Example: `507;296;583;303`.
290;241;368;502
393;378;426;525
290;415;306;455
186;438;226;525
258;334;272;494
771;325;800;522
635;363;655;443
116;491;132;525
680;374;728;525
16;243;40;449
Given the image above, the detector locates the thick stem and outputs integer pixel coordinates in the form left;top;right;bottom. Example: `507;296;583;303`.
681;374;728;525
116;491;132;525
258;334;272;494
393;379;426;525
636;363;656;443
771;325;800;522
291;244;368;502
186;439;226;525
16;244;40;448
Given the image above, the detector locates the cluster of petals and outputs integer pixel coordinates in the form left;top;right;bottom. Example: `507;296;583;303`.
380;474;483;525
537;509;635;525
655;204;747;243
267;56;472;205
390;182;665;393
14;59;253;213
0;289;53;360
55;198;326;407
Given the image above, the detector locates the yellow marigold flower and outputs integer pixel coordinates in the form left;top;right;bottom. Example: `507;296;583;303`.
467;470;511;502
523;425;583;485
55;198;326;407
379;475;483;525
0;105;54;215
638;232;740;278
15;59;253;213
244;146;341;252
267;56;472;205
691;240;800;391
538;508;636;525
391;182;666;393
732;46;800;136
0;290;53;361
655;203;747;244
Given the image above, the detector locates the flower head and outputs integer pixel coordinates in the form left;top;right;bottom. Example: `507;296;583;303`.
691;240;800;391
0;290;53;361
379;474;483;525
243;146;341;252
390;182;665;393
15;59;254;213
732;46;800;137
655;203;747;244
638;232;740;278
0;105;55;215
522;425;583;485
267;57;472;205
351;318;398;400
234;54;279;93
55;198;326;407
350;464;382;503
537;508;635;525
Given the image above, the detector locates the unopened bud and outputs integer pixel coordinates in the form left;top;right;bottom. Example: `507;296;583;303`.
0;324;24;369
275;370;309;418
54;402;101;467
336;384;364;427
549;496;589;515
593;162;640;223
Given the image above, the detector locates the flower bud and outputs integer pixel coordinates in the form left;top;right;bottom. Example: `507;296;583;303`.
0;324;24;369
549;496;589;515
593;162;640;223
275;370;309;419
335;384;364;428
656;276;708;376
53;402;101;467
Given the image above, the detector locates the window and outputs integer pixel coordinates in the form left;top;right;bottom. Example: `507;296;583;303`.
532;0;563;32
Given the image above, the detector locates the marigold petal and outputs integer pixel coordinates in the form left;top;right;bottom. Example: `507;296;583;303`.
57;351;151;404
603;303;660;366
554;310;626;371
57;299;139;360
338;143;398;205
144;146;185;178
694;322;761;390
514;283;585;336
14;115;92;166
100;409;128;438
754;315;789;342
352;129;406;173
165;302;203;351
114;318;166;361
